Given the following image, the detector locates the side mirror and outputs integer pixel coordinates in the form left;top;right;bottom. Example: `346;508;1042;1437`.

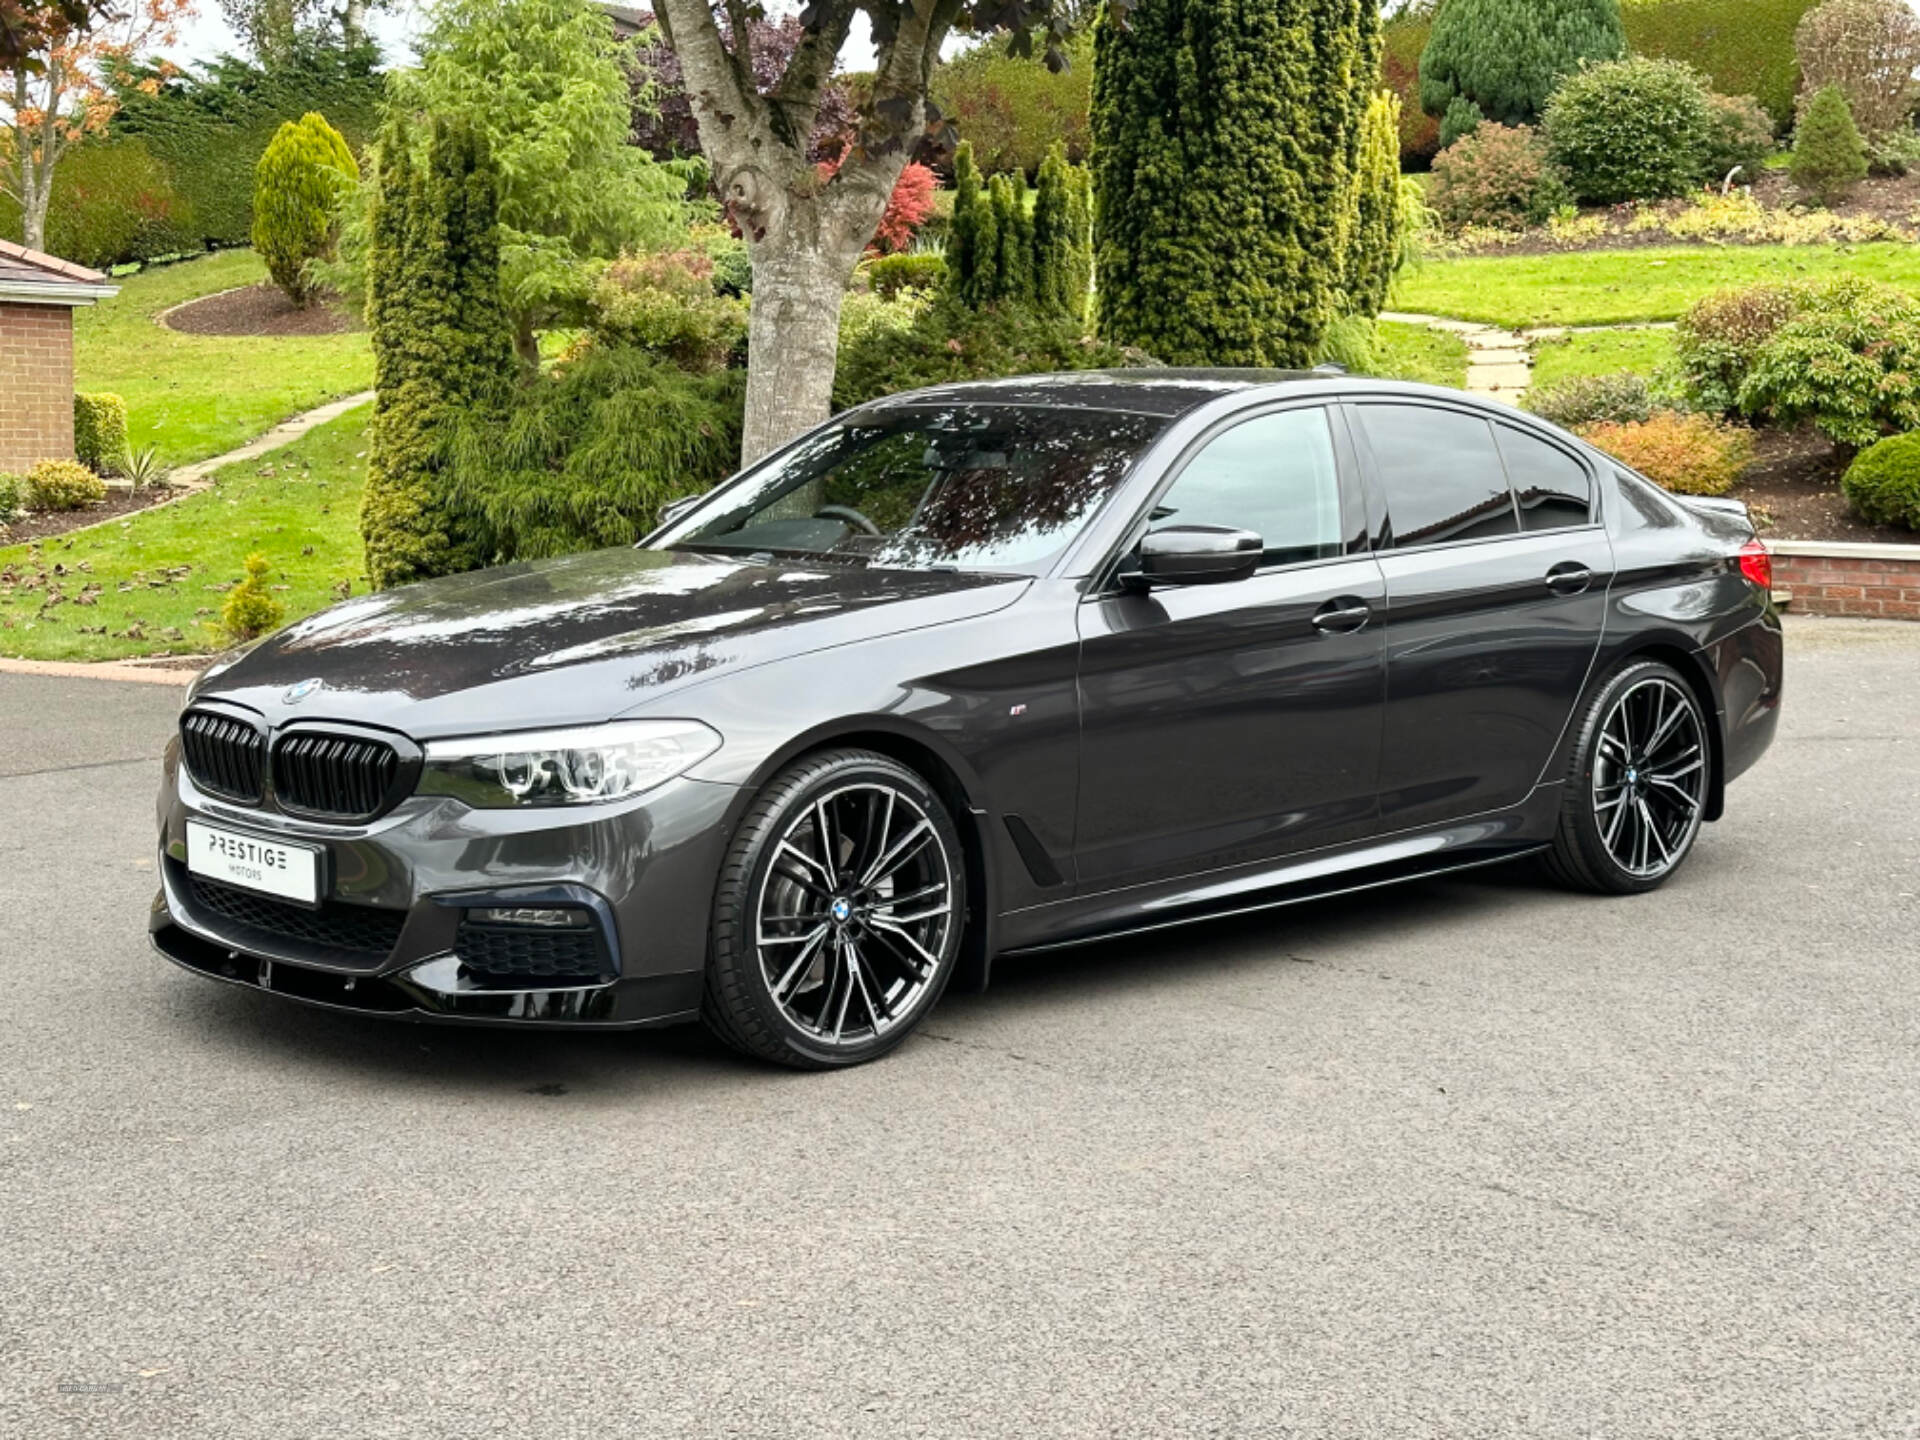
656;493;703;529
1126;525;1263;589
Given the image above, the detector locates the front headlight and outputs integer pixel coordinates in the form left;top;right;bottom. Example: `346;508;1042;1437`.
417;719;721;808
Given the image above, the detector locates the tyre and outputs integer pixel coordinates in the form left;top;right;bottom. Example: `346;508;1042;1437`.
702;749;967;1069
1543;659;1712;895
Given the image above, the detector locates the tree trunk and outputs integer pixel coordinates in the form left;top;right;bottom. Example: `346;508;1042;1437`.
512;311;541;371
23;194;48;253
742;239;859;464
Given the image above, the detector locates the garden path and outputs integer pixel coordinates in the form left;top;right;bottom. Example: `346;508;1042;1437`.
1381;314;1679;404
162;391;375;493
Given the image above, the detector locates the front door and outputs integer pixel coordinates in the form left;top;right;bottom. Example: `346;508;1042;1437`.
1348;401;1612;831
1073;404;1387;892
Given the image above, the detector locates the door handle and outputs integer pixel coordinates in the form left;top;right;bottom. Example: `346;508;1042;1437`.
1545;562;1593;596
1311;597;1373;635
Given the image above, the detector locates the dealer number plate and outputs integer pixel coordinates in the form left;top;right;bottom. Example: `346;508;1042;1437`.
186;821;321;905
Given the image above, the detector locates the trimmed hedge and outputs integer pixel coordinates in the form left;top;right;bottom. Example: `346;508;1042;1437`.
863;252;946;300
73;393;129;476
1841;432;1920;529
2;46;381;268
1622;0;1818;134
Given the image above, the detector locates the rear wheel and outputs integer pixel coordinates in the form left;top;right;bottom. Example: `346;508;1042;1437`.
702;749;966;1069
1544;659;1711;895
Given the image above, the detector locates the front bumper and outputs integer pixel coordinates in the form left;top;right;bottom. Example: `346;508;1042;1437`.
152;748;738;1029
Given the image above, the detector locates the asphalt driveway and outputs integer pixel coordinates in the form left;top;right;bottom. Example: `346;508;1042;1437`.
3;615;1917;1439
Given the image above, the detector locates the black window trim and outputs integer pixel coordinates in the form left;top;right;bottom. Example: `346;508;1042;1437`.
1084;397;1370;598
1343;396;1606;556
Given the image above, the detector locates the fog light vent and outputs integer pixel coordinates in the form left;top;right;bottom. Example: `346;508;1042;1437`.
466;906;591;929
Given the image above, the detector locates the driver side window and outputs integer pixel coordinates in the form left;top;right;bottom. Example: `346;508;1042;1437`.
1152;408;1346;568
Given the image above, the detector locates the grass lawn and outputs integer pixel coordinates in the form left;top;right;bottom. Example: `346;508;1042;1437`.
1392;243;1920;328
1530;328;1678;391
75;251;373;468
0;407;370;663
1373;320;1470;388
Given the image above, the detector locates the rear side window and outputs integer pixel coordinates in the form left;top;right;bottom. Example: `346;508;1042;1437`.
1496;424;1593;531
1356;404;1518;548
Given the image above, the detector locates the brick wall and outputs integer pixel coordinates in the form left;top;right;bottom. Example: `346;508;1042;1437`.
1773;547;1920;621
0;301;76;474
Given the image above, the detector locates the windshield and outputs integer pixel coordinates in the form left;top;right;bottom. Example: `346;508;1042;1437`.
655;403;1169;574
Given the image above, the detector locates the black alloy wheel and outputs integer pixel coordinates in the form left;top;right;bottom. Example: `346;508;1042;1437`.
703;749;966;1068
1545;659;1711;894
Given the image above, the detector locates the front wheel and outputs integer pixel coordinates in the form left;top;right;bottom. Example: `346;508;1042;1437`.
1544;659;1712;895
702;749;966;1069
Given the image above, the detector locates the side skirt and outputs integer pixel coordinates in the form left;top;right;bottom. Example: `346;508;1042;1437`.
993;784;1564;959
998;846;1548;957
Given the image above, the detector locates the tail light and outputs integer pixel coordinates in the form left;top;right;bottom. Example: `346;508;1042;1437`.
1737;538;1773;592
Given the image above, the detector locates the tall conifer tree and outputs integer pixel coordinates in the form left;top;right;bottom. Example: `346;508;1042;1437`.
1091;0;1382;366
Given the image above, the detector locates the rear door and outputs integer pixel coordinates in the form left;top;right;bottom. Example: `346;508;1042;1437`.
1072;403;1387;891
1348;400;1611;831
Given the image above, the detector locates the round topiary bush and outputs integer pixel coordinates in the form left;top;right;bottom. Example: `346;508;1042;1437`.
24;459;107;511
1545;57;1714;204
252;112;360;307
1841;432;1920;529
1791;84;1869;204
1428;123;1570;230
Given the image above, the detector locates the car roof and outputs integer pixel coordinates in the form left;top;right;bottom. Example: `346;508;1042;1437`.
858;368;1326;420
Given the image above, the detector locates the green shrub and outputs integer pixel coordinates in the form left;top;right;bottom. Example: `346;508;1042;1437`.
586;249;746;373
219;552;286;642
1795;0;1920;141
1841;431;1920;528
252;112;360;305
25;459;108;511
1623;0;1819;134
1420;0;1627;129
1676;283;1801;412
1315;315;1380;374
1092;0;1380;367
834;296;1156;411
443;345;744;562
863;251;946;301
1345;90;1407;319
1791;84;1870;203
361;118;516;590
1737;277;1920;448
1382;7;1443;168
947;140;1091;318
1866;127;1920;177
1526;372;1655;429
1428;123;1570;230
73;393;129;477
0;474;22;522
1701;93;1779;182
1439;96;1487;151
1545;58;1713;204
1578;411;1755;494
931;30;1094;175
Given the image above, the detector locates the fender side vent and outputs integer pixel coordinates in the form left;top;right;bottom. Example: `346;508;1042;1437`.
1004;815;1066;888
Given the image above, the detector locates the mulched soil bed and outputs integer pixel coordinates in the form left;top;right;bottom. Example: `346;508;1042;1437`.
1448;171;1920;258
1734;428;1914;546
162;282;359;336
1;486;182;546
